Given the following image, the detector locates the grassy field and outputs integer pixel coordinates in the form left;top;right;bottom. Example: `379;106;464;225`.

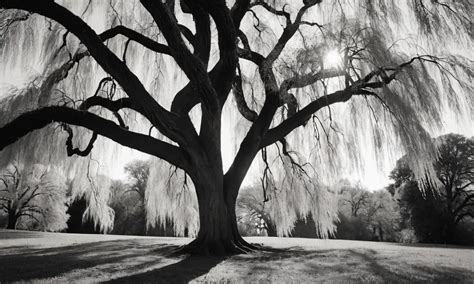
0;229;473;283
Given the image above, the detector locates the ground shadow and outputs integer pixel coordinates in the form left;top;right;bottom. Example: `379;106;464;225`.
0;239;177;282
392;242;474;250
107;255;225;283
241;246;474;283
1;236;473;282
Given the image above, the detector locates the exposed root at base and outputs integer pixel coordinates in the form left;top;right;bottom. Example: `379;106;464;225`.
174;237;262;256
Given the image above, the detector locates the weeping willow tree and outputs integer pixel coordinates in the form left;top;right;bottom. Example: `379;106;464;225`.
0;163;69;231
0;0;472;255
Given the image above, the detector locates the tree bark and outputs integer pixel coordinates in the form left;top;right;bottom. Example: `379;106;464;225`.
180;174;256;255
7;212;17;229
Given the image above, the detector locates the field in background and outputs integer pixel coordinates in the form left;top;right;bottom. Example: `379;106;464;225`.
0;229;473;282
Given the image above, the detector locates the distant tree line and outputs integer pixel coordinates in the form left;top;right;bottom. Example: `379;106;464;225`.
389;134;474;245
237;133;474;245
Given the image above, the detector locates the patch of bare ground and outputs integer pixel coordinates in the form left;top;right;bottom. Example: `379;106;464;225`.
0;230;472;283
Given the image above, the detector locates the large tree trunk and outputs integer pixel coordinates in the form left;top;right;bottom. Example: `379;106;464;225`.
181;176;257;255
7;212;17;229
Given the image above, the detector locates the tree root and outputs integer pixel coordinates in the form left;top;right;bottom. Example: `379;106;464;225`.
175;236;261;256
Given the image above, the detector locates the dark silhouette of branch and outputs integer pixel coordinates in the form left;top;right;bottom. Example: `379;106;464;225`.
232;64;258;121
140;0;219;112
99;25;171;55
250;1;291;25
0;106;190;171
61;124;98;157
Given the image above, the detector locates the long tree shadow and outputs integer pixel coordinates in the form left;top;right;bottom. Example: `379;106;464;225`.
243;246;474;283
0;239;177;282
107;255;225;283
347;249;413;282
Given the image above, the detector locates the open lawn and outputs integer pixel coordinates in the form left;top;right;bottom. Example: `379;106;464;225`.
0;229;473;283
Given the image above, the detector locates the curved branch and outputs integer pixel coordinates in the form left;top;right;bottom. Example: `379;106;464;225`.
237;30;265;66
232;66;258;121
99;25;171;55
0;106;190;171
79;96;134;113
61;124;98;157
261;88;357;148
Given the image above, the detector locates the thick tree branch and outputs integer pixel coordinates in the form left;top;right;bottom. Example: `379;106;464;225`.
232;65;258;122
237;30;265;66
191;0;239;109
224;96;280;199
0;106;190;171
231;0;251;28
140;0;219;112
79;96;135;128
280;68;344;92
181;0;211;66
99;25;171;55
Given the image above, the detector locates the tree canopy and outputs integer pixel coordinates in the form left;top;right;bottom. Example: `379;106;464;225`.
0;0;472;254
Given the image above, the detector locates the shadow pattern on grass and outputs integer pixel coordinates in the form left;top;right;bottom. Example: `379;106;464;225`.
0;239;178;282
0;237;472;283
107;256;225;283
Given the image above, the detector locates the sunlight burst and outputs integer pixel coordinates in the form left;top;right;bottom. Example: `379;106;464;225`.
324;49;343;69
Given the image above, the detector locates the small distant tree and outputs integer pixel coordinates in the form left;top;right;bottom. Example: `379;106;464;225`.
390;134;474;244
108;160;150;235
435;134;474;238
0;164;69;231
124;160;151;200
110;160;174;236
365;190;400;242
336;182;399;241
237;186;276;236
109;179;144;235
335;182;371;240
339;182;370;217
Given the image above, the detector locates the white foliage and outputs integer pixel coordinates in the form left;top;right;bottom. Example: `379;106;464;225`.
145;158;199;237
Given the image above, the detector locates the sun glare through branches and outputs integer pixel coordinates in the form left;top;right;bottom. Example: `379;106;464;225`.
324;49;343;69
